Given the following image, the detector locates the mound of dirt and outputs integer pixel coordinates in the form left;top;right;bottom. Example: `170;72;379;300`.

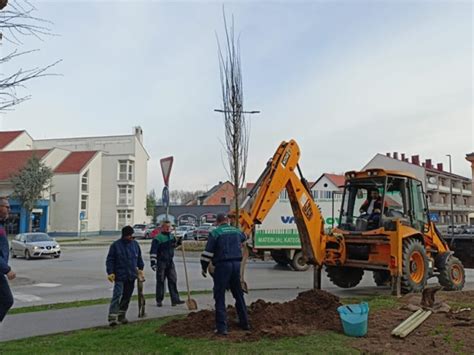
159;289;343;341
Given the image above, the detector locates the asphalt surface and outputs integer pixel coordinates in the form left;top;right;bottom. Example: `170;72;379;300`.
8;243;474;309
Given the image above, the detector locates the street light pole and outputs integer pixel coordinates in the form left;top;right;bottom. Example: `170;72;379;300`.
446;154;454;239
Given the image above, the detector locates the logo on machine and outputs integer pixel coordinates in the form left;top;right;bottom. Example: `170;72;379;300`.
281;151;290;167
281;216;296;224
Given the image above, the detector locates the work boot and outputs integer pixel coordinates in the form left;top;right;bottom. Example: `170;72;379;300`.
118;313;128;324
214;329;228;336
156;302;163;307
172;300;185;306
239;323;251;331
108;314;119;327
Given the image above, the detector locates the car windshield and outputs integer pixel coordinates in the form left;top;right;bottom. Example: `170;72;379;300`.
176;226;188;231
134;224;146;229
26;234;52;242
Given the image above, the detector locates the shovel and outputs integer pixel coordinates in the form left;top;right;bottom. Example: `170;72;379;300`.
180;241;198;310
240;243;249;293
137;270;146;318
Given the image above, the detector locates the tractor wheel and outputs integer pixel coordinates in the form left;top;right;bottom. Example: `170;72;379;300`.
291;251;309;272
373;270;391;287
438;256;465;291
401;239;428;293
271;251;289;266
326;266;364;288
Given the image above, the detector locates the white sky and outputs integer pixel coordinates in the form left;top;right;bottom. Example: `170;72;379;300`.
1;0;472;192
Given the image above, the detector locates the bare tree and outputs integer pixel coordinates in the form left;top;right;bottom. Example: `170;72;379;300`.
216;10;250;227
0;0;60;111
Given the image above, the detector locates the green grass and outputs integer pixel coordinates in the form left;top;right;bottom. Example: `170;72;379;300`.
0;316;358;354
342;294;399;311
10;291;212;315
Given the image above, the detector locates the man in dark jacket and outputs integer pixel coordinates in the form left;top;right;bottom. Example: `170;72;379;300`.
359;189;387;228
106;225;144;326
200;213;249;336
150;221;184;307
0;197;15;324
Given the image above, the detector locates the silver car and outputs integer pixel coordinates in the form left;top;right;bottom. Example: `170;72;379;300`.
10;233;61;260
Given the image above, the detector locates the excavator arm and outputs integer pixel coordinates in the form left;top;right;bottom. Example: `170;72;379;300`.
237;140;327;282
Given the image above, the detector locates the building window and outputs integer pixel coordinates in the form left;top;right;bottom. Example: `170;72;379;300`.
81;171;89;192
117;209;133;229
81;194;88;218
118;185;134;205
118;160;134;181
221;197;226;204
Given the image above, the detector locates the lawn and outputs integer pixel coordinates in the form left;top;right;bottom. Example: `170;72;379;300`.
0;316;357;355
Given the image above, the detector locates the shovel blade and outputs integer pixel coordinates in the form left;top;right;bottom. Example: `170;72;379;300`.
186;298;198;311
241;280;248;294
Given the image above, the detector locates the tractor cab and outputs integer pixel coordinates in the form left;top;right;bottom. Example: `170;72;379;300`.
338;169;429;233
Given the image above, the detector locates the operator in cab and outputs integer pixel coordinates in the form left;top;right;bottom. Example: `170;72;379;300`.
359;189;386;228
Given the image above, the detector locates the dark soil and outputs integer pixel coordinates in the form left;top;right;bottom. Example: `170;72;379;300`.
352;290;474;354
159;289;343;341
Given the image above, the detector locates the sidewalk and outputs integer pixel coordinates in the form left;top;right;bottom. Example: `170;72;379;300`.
0;288;306;342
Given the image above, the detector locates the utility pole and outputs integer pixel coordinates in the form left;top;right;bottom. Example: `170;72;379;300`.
446;154;454;239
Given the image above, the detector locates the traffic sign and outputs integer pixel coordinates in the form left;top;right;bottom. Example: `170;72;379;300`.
160;156;174;186
162;186;170;207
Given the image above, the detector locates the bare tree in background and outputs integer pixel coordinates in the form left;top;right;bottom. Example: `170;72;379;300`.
217;11;250;227
0;0;60;111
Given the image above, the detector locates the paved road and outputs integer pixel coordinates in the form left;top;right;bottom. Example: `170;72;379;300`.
8;244;474;308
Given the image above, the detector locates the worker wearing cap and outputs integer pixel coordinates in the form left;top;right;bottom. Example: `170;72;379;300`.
150;221;184;307
106;225;145;326
200;213;250;335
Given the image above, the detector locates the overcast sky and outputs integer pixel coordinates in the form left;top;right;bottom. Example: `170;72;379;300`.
2;0;472;192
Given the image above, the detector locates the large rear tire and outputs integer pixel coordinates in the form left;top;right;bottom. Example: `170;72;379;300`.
373;270;391;286
401;239;428;293
291;251;309;271
326;266;364;288
438;256;465;291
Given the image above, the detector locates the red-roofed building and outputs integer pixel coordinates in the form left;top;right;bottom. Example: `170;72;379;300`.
54;151;98;174
0;126;149;236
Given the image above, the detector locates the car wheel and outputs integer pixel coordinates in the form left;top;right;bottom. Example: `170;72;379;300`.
10;248;16;258
25;250;31;260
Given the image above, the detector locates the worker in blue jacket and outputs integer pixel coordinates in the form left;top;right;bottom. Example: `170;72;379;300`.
0;198;15;324
150;221;184;307
200;213;249;335
106;225;144;326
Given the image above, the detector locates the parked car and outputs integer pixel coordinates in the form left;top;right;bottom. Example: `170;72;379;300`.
144;224;156;239
174;225;196;240
461;225;474;234
447;225;463;234
10;233;61;260
192;225;216;241
132;224;148;239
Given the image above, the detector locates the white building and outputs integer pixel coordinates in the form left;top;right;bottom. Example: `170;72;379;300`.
0;128;149;236
363;152;473;226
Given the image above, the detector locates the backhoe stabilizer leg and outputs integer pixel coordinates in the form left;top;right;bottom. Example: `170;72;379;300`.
391;275;401;297
313;265;322;290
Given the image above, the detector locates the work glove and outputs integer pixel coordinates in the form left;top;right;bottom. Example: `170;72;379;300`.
201;269;207;278
107;273;115;283
137;269;145;282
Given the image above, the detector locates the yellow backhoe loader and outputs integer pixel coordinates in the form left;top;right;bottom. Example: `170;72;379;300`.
236;140;465;295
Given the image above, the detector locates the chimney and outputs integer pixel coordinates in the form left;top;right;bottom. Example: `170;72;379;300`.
412;155;420;165
386;152;391;158
425;159;433;169
437;163;443;171
401;153;406;161
133;126;143;143
393;152;398;160
422;162;426;167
